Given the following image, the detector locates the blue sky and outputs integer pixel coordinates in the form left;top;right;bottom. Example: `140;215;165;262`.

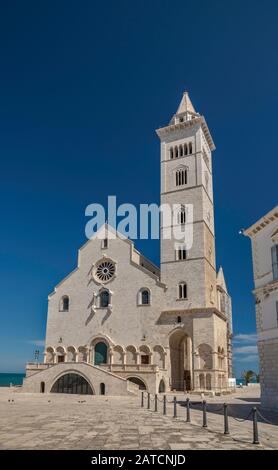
0;1;277;377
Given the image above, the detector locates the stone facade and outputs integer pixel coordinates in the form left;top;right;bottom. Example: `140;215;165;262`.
244;206;278;409
23;92;233;396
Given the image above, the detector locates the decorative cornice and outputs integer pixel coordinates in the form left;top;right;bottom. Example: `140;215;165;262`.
161;306;227;321
244;206;278;238
253;279;278;298
156;116;215;151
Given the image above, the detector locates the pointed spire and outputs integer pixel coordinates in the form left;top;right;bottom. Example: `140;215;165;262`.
176;91;196;114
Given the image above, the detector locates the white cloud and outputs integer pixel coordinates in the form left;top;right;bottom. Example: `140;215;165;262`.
233;333;257;343
233;345;258;355
26;340;45;347
237;354;259;363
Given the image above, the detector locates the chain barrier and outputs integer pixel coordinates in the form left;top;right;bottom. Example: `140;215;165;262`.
206;405;224;413
139;393;262;445
257;408;276;426
157;395;164;402
230;408;253;422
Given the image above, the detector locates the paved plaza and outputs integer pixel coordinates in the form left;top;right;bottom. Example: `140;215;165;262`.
0;386;277;450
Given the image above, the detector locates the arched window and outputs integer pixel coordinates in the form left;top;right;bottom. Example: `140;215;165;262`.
175;146;179;158
56;346;66;363
100;289;110;308
40;382;45;393
179;144;183;157
60;295;69;312
141;289;150;305
188;142;193;154
178;282;187;299
100;383;105;395
139;345;151;365
177;205;186;224
94;342;108;365
176;245;187;261
175;169;187;186
138;288;150;306
184;143;188;155
169;147;174;159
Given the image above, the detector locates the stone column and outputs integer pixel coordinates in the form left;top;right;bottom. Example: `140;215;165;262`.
87;348;92;363
136;352;140;366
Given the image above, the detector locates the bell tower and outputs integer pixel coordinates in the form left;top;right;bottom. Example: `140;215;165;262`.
156;92;217;309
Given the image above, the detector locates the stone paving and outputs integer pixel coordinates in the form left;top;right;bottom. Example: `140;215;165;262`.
0;387;277;450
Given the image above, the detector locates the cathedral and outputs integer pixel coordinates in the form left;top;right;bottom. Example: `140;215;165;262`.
23;92;233;395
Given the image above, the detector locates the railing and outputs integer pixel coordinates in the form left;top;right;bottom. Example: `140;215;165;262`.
139;392;276;445
100;363;159;372
26;362;53;369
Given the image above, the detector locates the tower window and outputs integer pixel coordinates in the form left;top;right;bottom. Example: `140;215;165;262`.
175;146;179;158
177;316;182;323
170;147;174;159
176;246;187;260
100;289;110;308
177;205;186;224
188;142;193;154
60;295;69;312
102;238;108;249
184;143;188;155
175;169;187;186
178;283;187;300
179;145;183;157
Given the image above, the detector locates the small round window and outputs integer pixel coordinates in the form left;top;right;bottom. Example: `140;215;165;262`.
94;259;116;283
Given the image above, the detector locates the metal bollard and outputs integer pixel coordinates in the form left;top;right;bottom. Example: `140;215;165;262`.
202;400;207;428
141;391;144;407
163;395;166;415
186;398;191;423
147;393;150;410
154;394;158;412
223;403;229;435
252;407;260;444
173;396;177;418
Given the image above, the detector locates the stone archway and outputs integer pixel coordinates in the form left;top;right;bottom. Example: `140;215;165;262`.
127;376;147;390
51;373;94;395
169;329;192;391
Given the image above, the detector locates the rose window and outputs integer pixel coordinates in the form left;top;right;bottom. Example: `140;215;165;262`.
94;260;116;283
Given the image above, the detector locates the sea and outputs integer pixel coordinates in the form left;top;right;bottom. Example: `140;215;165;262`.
0;373;25;387
0;373;255;387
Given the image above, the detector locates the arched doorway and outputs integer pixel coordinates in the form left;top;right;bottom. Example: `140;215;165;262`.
94;342;108;365
158;379;165;393
51;373;93;394
127;377;146;390
169;330;192;391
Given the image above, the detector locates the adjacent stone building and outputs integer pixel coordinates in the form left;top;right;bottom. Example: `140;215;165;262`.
244;206;278;409
23;92;233;395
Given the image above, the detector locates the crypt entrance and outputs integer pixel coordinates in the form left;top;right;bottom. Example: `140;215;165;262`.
169;329;192;391
50;373;94;395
